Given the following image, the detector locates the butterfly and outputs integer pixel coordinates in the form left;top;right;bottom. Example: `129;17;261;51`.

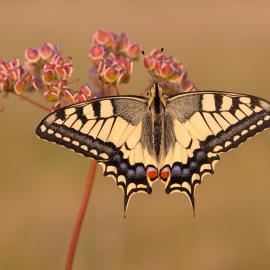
36;83;270;213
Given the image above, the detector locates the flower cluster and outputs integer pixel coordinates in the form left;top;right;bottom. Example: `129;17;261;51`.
143;48;196;94
1;30;198;112
0;42;96;110
0;58;24;93
89;30;140;87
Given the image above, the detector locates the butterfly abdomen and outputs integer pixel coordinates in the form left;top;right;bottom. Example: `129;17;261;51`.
153;115;162;158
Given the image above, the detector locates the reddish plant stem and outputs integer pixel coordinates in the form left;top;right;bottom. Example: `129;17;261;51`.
65;84;112;269
16;94;51;112
114;85;120;95
65;160;97;270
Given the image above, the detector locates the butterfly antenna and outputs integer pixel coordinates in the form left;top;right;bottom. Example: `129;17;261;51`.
141;50;157;85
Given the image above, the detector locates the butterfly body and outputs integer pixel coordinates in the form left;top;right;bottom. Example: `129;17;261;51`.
36;83;270;213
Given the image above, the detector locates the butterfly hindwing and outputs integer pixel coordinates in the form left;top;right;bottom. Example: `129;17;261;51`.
162;91;270;207
36;96;158;211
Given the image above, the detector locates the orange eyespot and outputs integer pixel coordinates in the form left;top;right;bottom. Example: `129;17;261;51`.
160;167;171;181
146;166;158;181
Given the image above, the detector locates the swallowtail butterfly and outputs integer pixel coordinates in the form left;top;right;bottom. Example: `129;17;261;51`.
36;83;270;213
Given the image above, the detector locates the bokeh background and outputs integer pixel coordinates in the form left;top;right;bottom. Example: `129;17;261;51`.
1;1;270;269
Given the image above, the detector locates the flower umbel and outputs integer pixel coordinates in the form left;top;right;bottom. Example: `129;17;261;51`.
89;30;140;92
143;48;197;95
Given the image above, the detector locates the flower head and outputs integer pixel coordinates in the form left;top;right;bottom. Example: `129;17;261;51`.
89;30;140;89
0;58;24;92
143;48;197;94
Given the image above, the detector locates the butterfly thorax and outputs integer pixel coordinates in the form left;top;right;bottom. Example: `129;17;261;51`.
148;84;168;166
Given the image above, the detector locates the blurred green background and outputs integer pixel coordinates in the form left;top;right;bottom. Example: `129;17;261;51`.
1;0;270;269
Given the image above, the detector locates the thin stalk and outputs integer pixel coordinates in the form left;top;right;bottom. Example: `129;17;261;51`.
114;85;120;95
17;94;51;112
65;84;112;269
65;160;97;270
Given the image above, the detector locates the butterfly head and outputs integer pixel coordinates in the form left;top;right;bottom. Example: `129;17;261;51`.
147;82;167;109
147;82;164;98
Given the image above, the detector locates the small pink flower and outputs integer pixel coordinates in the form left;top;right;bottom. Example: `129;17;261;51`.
144;56;156;70
79;85;93;98
102;67;119;83
94;30;110;45
42;70;56;83
89;44;105;61
43;90;59;101
118;32;129;53
160;63;174;78
39;42;57;60
74;93;87;103
24;48;40;64
14;73;32;94
63;89;76;104
126;43;140;60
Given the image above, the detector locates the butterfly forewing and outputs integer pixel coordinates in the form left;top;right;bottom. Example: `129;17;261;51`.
36;96;159;211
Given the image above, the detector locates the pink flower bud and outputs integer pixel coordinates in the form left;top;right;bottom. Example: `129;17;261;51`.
58;79;68;89
102;67;119;83
107;32;117;50
116;72;129;84
144;56;155;70
44;63;56;71
9;69;21;81
149;48;163;58
52;55;64;66
126;43;140;60
63;89;75;104
24;48;40;63
94;30;110;45
39;42;55;60
42;70;55;83
118;32;129;52
79;85;92;97
123;60;133;75
160;63;174;78
64;57;73;77
0;78;11;92
32;77;42;90
74;93;87;103
45;83;59;93
43;90;59;101
14;79;27;94
11;58;20;68
173;61;184;72
89;45;105;61
65;65;73;78
55;66;67;79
